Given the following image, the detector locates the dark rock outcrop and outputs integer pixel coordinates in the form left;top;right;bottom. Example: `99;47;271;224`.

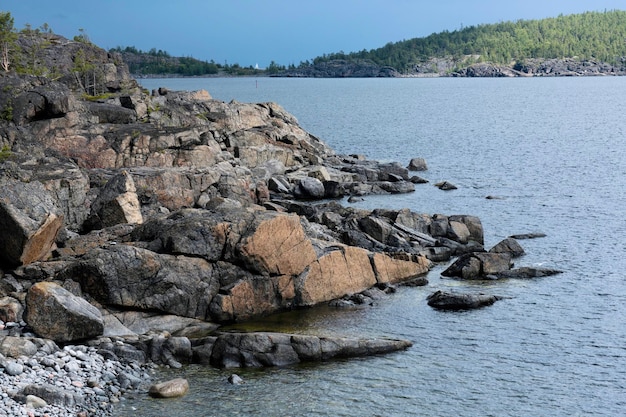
427;290;501;310
206;332;412;368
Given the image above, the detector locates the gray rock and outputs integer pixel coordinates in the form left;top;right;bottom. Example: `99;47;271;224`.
3;360;24;376
434;181;457;190
407;157;428;171
295;177;326;199
228;374;244;385
25;282;104;343
441;252;512;279
427;290;501;310
86;170;143;230
148;378;189;398
0;336;38;358
489;237;525;257
210;332;412;368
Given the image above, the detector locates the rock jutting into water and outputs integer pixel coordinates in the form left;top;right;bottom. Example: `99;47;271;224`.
427;290;502;310
0;32;560;415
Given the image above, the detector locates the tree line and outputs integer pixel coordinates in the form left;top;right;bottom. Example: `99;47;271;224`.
303;10;626;73
110;46;267;76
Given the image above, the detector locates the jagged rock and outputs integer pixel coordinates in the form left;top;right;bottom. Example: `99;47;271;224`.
407;157;428;171
25;282;104;343
86;170;143;229
0;178;63;266
441;252;513;279
489;237;525;257
208;332;412;368
427;290;501;310
149;378;190;398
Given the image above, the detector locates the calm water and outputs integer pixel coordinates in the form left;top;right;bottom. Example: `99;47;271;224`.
118;77;626;416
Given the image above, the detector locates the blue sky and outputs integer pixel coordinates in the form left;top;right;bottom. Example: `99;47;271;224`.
5;1;625;67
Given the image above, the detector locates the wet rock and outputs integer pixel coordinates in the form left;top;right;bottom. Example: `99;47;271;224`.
441;252;513;279
489;237;525;257
427;290;501;310
494;266;563;278
209;332;412;368
228;374;245;385
509;232;547;239
407;157;428;171
148;378;190;398
25;282;104;343
434;181;457;190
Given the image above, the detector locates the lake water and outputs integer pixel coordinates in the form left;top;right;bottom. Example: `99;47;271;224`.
117;76;626;416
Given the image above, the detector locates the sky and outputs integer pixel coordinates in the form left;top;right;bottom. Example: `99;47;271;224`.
4;0;625;68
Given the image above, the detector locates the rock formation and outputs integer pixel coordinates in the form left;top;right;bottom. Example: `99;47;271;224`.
0;31;561;415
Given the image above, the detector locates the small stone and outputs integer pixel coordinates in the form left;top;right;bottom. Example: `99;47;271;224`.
4;361;24;376
25;394;47;408
148;378;189;398
228;374;244;385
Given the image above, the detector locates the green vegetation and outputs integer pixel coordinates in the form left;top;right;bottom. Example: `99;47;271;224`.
110;46;264;76
0;145;12;162
304;10;626;72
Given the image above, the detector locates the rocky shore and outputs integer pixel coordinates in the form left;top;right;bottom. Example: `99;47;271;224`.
277;57;626;78
0;34;560;415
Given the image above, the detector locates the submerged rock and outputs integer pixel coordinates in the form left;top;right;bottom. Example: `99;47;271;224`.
148;378;189;398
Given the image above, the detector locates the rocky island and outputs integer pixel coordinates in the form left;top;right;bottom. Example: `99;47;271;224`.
0;33;559;416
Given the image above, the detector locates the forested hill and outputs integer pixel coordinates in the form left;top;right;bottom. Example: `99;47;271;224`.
110;46;264;77
280;10;626;77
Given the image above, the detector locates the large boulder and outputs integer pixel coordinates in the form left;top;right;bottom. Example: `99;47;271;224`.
25;282;104;343
0;178;63;266
63;245;219;319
